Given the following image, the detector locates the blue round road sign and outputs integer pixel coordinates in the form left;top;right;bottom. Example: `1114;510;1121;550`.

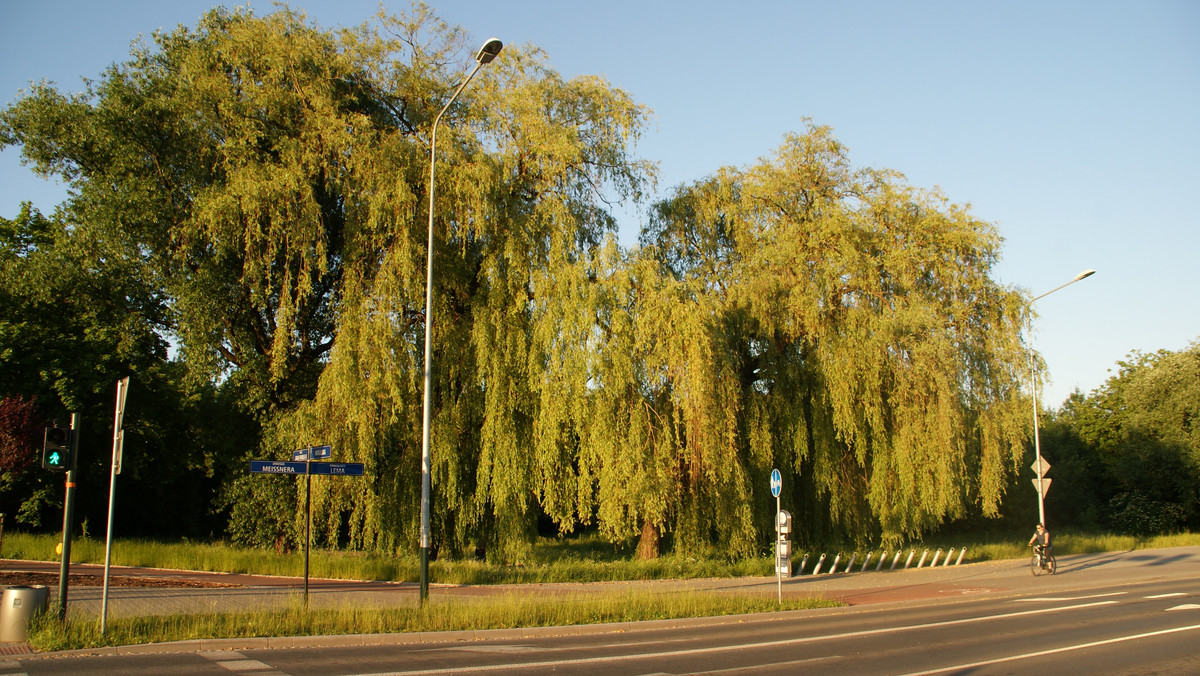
770;469;782;497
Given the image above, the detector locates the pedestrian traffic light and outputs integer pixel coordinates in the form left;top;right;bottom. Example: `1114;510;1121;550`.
42;426;73;471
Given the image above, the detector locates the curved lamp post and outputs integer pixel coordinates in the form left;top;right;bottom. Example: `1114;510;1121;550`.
1028;268;1095;526
420;37;503;603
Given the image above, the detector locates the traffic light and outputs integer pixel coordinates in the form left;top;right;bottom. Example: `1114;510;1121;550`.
42;426;73;471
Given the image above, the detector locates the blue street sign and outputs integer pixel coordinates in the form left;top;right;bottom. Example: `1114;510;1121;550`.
311;445;332;459
770;468;782;498
309;462;364;476
292;450;309;461
250;460;308;475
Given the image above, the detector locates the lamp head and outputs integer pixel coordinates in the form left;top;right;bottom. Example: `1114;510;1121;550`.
475;38;503;64
1073;269;1096;282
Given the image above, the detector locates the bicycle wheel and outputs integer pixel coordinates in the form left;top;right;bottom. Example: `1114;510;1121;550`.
1031;553;1043;576
1046;554;1056;575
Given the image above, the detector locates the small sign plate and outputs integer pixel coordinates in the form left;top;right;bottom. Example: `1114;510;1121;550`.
250;460;308;475
309;462;364;476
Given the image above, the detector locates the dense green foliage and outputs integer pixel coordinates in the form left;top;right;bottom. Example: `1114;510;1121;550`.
1034;343;1200;534
8;3;1189;563
0;203;253;536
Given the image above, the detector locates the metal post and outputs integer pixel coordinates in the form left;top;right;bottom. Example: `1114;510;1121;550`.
420;40;502;603
1028;269;1095;529
102;377;128;636
57;412;80;621
775;493;781;605
305;459;311;606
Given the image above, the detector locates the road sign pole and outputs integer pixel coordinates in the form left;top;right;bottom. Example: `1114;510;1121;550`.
102;377;130;636
57;412;81;621
304;457;311;607
776;493;782;605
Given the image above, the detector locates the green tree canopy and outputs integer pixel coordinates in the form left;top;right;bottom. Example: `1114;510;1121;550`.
3;4;1037;557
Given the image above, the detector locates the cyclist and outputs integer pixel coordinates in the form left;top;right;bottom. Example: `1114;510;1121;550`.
1028;523;1052;556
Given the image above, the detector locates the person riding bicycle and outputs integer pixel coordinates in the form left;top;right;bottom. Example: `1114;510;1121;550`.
1028;523;1052;556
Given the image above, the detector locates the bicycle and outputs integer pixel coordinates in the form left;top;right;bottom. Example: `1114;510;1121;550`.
1030;544;1056;576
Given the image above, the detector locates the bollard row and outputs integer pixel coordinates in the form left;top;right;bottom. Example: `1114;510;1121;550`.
788;547;968;576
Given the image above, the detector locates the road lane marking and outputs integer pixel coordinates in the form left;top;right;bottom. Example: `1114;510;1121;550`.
895;622;1200;676
1166;604;1200;611
1012;591;1126;602
348;600;1119;675
1147;592;1188;599
199;650;284;673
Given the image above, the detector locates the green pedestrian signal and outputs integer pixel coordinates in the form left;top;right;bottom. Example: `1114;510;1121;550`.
42;426;73;471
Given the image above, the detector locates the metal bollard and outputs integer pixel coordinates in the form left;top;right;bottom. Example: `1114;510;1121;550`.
813;553;827;575
891;550;903;570
904;550;916;569
877;551;887;571
798;553;809;575
916;549;929;568
861;552;873;572
845;554;857;573
829;554;841;574
944;548;954;566
956;548;966;565
931;548;942;567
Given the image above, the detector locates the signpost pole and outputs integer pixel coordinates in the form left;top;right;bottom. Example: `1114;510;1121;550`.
304;448;311;607
770;468;783;606
57;413;81;621
776;492;782;605
101;377;129;636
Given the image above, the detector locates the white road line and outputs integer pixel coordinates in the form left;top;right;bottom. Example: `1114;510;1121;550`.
1012;591;1126;602
896;623;1200;676
348;600;1119;675
199;650;284;673
1146;592;1188;599
215;659;276;672
1166;604;1200;611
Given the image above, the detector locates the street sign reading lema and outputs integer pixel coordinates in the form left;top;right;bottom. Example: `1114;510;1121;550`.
308;462;364;476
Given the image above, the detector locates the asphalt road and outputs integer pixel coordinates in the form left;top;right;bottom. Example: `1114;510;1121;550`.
3;546;1199;674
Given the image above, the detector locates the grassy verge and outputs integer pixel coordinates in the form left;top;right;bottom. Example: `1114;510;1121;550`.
2;532;777;584
5;530;1200;585
27;591;840;652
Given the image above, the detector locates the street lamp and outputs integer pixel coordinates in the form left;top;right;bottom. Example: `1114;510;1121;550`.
1027;268;1095;526
419;37;503;603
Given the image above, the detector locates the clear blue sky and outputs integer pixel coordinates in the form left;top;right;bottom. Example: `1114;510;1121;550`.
3;1;1197;407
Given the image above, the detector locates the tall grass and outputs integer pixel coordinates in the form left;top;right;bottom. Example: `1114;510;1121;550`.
2;532;777;584
5;530;1199;586
27;591;839;651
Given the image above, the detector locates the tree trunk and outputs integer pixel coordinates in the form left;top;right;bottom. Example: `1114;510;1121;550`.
636;520;661;559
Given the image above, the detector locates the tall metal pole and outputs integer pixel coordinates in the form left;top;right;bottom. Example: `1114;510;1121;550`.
1027;269;1095;527
57;412;80;621
420;38;503;603
102;377;129;635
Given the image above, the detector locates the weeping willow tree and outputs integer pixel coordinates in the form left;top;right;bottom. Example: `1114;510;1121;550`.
619;125;1030;551
2;3;653;557
264;9;655;558
4;2;1030;558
